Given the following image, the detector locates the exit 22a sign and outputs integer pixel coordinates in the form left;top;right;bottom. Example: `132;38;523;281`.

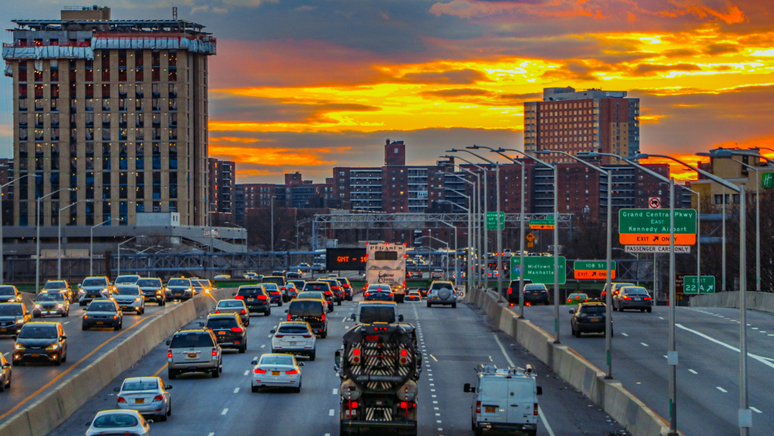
683;276;716;294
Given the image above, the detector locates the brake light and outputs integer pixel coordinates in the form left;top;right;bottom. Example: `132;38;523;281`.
351;401;358;408
275;334;284;338
302;334;312;338
117;396;127;403
332;286;339;290
508;287;512;294
285;369;299;375
476;400;481;414
211;348;218;357
622;296;631;300
509;302;515;307
153;395;164;402
83;315;88;319
567;299;572;303
234;295;244;300
321;313;326;321
167;350;173;359
365;292;370;297
254;368;267;374
231;327;243;333
240;309;246;314
534;403;539;416
644;297;652;301
113;315;117;319
388;293;393;297
257;295;267;300
366;335;379;341
287;314;292;321
215;310;220;313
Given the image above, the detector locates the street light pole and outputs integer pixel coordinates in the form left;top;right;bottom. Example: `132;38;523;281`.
439;220;459;289
90;218;113;277
469;146;504;302
440;192;472;292
36;187;73;294
731;159;761;292
0;174;32;284
117;236;139;277
678;186;701;291
418;235;450;279
456;167;481;289
270;196;276;252
59;199;93;279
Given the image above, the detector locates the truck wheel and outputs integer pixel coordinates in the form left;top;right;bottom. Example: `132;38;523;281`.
212;368;220;378
168;369;177;380
427;302;431;308
575;328;582;338
452;303;457;309
647;308;652;313
475;427;483;436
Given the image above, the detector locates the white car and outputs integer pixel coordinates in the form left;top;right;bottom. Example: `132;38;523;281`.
115;275;141;286
271;321;317;360
116;376;172;422
85;410;150;436
251;353;304;393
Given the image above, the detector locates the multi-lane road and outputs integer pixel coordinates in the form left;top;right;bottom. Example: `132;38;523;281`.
45;295;624;435
523;303;774;436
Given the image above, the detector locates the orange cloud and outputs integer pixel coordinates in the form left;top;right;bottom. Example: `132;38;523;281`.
209;145;337;167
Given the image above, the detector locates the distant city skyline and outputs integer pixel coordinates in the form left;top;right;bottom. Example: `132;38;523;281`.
2;0;774;184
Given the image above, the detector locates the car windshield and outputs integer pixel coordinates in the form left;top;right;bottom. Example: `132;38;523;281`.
260;355;294;366
297;292;323;300
81;278;107;287
0;287;15;295
289;301;324;317
19;325;58;338
89;302;117;312
580;306;607;314
114;287;140;295
624;287;649;295
304;283;328;292
359;306;396;323
278;325;310;334
338;278;351;286
289;281;305;288
237;287;265;297
122;380;158;391
169;332;214;348
115;277;138;284
37;293;64;302
92;413;139;428
168;279;190;287
218;301;244;308
192;281;204;289
44;281;66;289
136;279;161;287
207;318;238;328
0;305;22;316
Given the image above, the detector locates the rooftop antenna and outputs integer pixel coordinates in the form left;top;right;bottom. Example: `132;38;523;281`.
173;7;178;20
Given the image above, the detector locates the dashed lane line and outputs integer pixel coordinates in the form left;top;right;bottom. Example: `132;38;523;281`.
716;387;727;393
688;369;698;375
243;370;249;376
676;323;774;370
329;409;335;416
233;387;240;394
641;342;649;347
221;408;229;415
750;407;762;414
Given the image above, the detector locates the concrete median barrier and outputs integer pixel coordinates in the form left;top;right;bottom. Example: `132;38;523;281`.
691;291;774;314
469;287;677;436
0;288;235;436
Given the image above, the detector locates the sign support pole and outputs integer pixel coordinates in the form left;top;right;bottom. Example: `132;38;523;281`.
553;165;560;344
605;169;613;379
668;178;677;435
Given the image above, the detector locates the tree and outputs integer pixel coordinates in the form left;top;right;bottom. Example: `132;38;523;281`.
244;207;296;251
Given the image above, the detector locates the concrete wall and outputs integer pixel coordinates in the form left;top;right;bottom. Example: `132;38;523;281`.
690;291;774;313
467;289;678;436
0;289;235;436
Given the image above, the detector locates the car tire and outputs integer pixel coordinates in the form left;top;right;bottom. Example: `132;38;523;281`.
647;307;652;313
212;368;220;378
310;351;316;361
32;313;39;318
252;385;259;393
265;309;271;316
475;427;483;436
321;330;328;339
114;324;120;331
239;344;246;354
168;369;177;380
330;305;334;312
0;377;4;392
575;328;582;338
82;325;88;331
158;411;167;422
452;302;457;309
294;382;301;393
427;302;432;308
54;356;62;366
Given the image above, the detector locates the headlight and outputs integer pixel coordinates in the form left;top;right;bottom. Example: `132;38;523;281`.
46;344;59;350
134;297;142;302
34;304;41;308
102;288;108;293
57;304;64;308
14;344;25;350
16;319;25;324
156;289;162;294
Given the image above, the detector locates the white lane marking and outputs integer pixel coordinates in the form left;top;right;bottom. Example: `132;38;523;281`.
261;345;265;348
493;334;514;366
243;370;249;376
430;354;438;362
333;388;338;394
751;407;762;414
641;343;649;347
208;433;214;436
253;356;258;360
341;317;345;323
267;334;272;338
488;355;493;362
752;327;758;330
221;408;228;415
436;420;442;423
688;369;698;375
760;331;767;334
622;333;629;337
233;387;240;394
659;317;665;320
716;387;727;393
63;321;69;324
430;383;435;387
329;409;335;416
676;323;774;370
433;401;438;404
435;413;440;416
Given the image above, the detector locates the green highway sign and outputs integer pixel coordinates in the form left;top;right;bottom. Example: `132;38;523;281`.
683;276;716;294
762;173;774;189
574;260;616;279
487;211;505;231
529;217;555;230
510;256;566;284
618;208;697;245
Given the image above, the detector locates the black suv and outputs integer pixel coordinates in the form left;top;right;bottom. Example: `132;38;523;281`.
334;277;354;301
0;303;30;337
233;286;271;316
506;280;550;306
262;276;289;301
0;285;22;303
82;300;123;331
320;279;343;305
302;282;334;310
286;299;328;338
570;302;611;337
205;313;248;353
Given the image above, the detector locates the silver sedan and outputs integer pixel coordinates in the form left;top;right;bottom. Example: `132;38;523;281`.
116;376;172;422
86;410;151;436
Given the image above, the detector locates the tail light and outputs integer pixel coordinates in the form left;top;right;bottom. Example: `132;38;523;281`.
332;286;339;290
476;400;481;414
257;295;267;300
508;287;512;294
287;314;292;321
399;401;416;409
211;348;218;357
534;403;539;416
117;396;127;403
644;297;652;301
274;334;284;338
302;334;312;338
231;327;243;333
215;310;220;313
240;309;246;314
509;303;515;307
567;299;572;303
167;350;173;359
622;296;631;300
282;287;286;291
254;368;267;374
321;313;326;321
285;369;299;375
234;295;244;300
388;293;394;297
153;395;164;402
365;292;370;297
366;335;379;341
351;401;358;408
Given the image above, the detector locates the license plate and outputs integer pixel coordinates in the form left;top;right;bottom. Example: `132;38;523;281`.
591;318;599;322
188;353;198;358
31;353;40;357
135;398;145;404
634;297;641;301
247;298;254;301
272;371;280;376
433;297;438;300
485;407;496;413
0;328;6;332
218;331;226;335
96;321;104;325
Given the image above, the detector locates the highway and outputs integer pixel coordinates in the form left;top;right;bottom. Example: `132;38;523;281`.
47;296;624;435
522;302;774;436
0;298;178;423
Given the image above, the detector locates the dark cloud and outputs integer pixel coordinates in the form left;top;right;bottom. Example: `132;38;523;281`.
661;48;700;58
398;69;490;84
633;63;702;75
420;88;491;98
210;95;380;124
703;43;739;55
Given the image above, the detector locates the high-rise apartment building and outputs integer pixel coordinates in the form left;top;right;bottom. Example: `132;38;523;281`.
524;87;640;163
3;6;216;227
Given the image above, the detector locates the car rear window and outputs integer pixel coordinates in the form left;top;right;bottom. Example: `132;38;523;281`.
359;306;396;323
82;278;108;287
524;285;546;291
237;287;265;297
122;380;158;391
623;287;649;295
169;332;214;348
260;355;294;366
289;301;324;317
304;283;329;292
278;325;310;334
580;306;606;314
297;292;323;300
207;318;238;329
431;282;453;290
263;277;285;286
136;279;161;287
168;279;190;286
192;281;204;288
88;302;117;312
338;278;351;286
0;305;23;316
218;301;244;308
93;413;139;428
0;287;15;295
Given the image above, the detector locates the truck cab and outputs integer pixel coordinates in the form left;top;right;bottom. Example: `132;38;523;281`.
464;364;542;436
348;301;404;325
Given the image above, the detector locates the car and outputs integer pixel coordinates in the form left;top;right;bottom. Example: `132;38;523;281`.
601;282;636;299
78;276;113;306
244;272;261;280
288;280;306;296
263;283;284;306
613;286;653;312
286;269;303;279
522;283;551;306
566;293;588;305
405;291;421;302
364;284;394;302
166;328;223;379
13;321;68;366
83;299;123;331
349;302;403;325
33;291;70;318
270;321;316;360
85;410;150;436
271;270;287;278
431;268;445;279
320;279;343;305
427;281;457;308
214;274;231;280
0;303;30;337
165;278;195;301
487;269;500;278
116;376;172;422
42;280;74;303
262;276;288;300
286;299;328;338
570;302;611;337
191;279;207;295
199;279;213;293
233;285;271;316
0;352;11;392
113;285;146;315
250;353;304;393
0;285;22;303
296;291;331;312
285;283;299;300
214;299;250;326
334;277;354;301
417;287;429;298
115;275;141;286
302;282;334;310
205;313;248;353
136;278;166;306
312;263;326;272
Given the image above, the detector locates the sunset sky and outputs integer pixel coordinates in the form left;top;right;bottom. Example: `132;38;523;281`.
2;0;774;182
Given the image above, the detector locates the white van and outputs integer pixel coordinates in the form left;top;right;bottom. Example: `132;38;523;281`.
464;364;542;436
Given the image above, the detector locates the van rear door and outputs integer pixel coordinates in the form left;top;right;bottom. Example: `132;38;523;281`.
478;378;508;423
506;378;537;424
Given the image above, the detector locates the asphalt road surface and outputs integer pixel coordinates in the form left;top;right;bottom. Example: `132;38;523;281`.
48;296;625;435
522;302;774;436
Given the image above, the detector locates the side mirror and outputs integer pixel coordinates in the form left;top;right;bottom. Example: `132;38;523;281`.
270;329;276;334
398;314;404;322
250;360;258;365
1;363;10;369
60;335;67;340
537;386;543;396
113;387;120;392
463;383;471;393
284;310;288;313
166;340;171;346
298;362;305;367
568;309;574;314
165;385;173;390
349;314;356;321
